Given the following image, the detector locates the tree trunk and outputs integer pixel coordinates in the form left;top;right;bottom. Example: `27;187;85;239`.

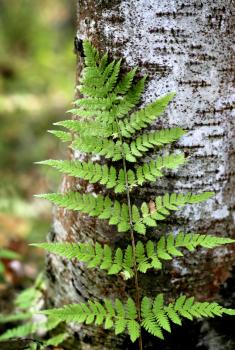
45;1;235;349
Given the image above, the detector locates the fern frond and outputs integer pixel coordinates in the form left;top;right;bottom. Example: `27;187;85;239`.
32;242;133;278
0;323;37;340
32;234;234;279
38;153;185;193
79;60;116;96
44;317;62;332
76;64;139;115
79;76;147;125
115;67;137;95
111;77;147;120
134;192;214;232
71;128;185;162
41;297;140;343
15;286;42;310
72;136;123;161
75;94;117;112
40;294;235;342
67;106;102;118
36;192;130;233
54;119;116;138
31;242;81;259
37;160;120;190
83;40;100;67
119;93;175;138
0;313;32;324
33;233;231;278
80;59;122;98
141;294;235;339
44;333;68;347
102;59;122;96
175;232;235;251
34;41;235;345
129;128;185;159
135;153;185;185
140;233;234;272
153;294;171;332
48;130;72;143
0;248;20;260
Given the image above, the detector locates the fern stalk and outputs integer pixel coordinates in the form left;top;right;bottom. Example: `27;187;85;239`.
116;117;143;350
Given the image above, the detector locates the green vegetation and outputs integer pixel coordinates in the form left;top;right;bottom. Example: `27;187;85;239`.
0;275;68;349
0;0;75;246
33;41;235;348
0;3;74;347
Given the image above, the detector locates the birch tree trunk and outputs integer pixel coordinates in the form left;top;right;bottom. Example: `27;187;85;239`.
45;1;235;349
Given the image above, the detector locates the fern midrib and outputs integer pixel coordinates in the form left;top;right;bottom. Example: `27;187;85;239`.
115;117;143;350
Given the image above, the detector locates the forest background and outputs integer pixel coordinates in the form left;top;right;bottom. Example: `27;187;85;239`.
0;0;75;305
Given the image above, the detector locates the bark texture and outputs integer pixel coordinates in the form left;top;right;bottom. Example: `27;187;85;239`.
45;1;235;349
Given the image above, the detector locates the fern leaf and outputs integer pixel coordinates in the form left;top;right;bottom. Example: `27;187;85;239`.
0;248;21;260
126;298;137;320
111;77;147;120
34;39;235;346
136;191;215;229
175;232;235;251
119;93;175;138
0;313;32;324
115;318;127;335
71;131;184;163
135;153;185;185
31;242;81;259
44;333;68;347
164;305;182;325
75;95;117;112
0;323;37;340
222;308;235;316
115;299;125;318
127;128;185;159
55;119;114;138
33;242;136;279
83;40;99;67
103;59;122;95
41;297;139;343
146;240;162;269
115;67;137;95
80;59;121;98
138;233;234;272
33;232;235;280
123;245;134;274
36;192;130;233
99;52;108;72
15;286;42;310
127;320;140;342
56;127;185;166
141;293;235;340
48;130;72;142
72;137;123;161
141;317;164;339
153;294;171;332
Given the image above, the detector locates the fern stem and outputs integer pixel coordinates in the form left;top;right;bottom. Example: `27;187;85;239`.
116;119;143;350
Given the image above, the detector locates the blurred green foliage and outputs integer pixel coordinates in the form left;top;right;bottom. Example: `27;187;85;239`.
0;0;75;93
0;0;75;249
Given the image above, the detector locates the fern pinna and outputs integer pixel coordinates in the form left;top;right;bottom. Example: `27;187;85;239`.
33;40;235;348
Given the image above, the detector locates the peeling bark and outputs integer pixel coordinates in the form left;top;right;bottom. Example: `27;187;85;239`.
45;1;235;349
